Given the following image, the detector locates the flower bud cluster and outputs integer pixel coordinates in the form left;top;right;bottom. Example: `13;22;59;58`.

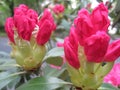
64;3;120;89
5;4;56;70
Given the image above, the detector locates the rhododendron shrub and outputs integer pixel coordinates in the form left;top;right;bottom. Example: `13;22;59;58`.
5;4;56;70
3;2;120;90
64;3;120;90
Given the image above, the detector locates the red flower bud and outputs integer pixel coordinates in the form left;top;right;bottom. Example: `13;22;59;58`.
39;9;56;31
36;20;53;45
5;17;15;43
36;9;56;45
14;4;38;41
53;4;65;14
84;31;110;63
64;27;80;69
91;3;110;32
64;37;80;69
14;4;28;14
105;39;120;61
74;3;110;46
74;9;93;46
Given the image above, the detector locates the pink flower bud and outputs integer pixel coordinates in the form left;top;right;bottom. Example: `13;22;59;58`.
69;26;78;52
56;42;64;47
38;9;56;31
104;39;120;61
74;9;93;46
86;3;91;9
14;4;28;15
64;37;80;69
74;3;110;46
36;9;56;45
53;4;65;14
5;17;15;43
64;27;80;69
26;9;38;24
91;3;110;32
14;4;38;41
36;20;53;45
84;31;110;63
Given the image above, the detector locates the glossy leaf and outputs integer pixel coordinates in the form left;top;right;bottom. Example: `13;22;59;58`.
17;76;71;90
43;47;64;66
43;63;66;77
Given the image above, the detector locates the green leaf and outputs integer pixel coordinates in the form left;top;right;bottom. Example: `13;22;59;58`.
7;76;21;90
0;52;10;59
98;83;119;90
61;19;70;31
0;52;19;71
0;59;19;71
17;77;71;90
0;72;19;89
43;47;64;66
43;64;66;77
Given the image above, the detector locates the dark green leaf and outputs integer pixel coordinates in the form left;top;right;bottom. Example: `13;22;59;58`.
17;77;71;90
45;57;63;66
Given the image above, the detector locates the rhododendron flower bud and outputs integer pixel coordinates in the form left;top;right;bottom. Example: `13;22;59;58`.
104;63;120;87
74;9;93;46
64;27;80;69
38;9;56;31
5;4;56;70
86;3;91;9
14;4;38;41
26;9;38;24
91;3;110;31
64;37;80;69
74;3;110;46
84;31;110;62
14;4;28;13
37;20;53;45
37;9;56;45
105;39;120;61
64;3;119;90
5;17;15;43
56;42;64;47
53;4;64;14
